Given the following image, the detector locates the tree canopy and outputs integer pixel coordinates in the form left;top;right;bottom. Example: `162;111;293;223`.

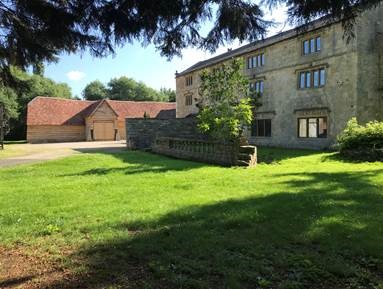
1;0;382;87
2;67;72;140
197;59;255;142
82;77;175;102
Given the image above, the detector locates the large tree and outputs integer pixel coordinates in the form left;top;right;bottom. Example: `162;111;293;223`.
1;0;382;86
82;80;108;100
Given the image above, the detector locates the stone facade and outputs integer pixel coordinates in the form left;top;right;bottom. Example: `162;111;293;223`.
176;6;383;149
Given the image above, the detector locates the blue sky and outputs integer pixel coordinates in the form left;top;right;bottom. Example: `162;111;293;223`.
44;5;290;98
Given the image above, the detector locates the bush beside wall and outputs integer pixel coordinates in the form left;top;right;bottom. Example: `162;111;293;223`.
337;118;383;161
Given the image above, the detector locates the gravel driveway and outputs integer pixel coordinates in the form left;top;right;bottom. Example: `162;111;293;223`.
0;141;127;168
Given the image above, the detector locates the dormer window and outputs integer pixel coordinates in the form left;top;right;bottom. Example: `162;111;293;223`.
247;53;265;69
303;36;321;55
186;75;193;86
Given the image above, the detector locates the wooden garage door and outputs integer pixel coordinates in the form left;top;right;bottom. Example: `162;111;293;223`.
93;121;115;141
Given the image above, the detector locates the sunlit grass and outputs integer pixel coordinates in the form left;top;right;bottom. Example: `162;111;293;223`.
0;148;382;288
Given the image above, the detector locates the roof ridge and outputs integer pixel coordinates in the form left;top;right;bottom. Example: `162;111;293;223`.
177;14;337;76
33;96;96;103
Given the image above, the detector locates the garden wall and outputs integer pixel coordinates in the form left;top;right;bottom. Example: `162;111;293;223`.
153;137;239;166
126;117;257;166
126;117;205;149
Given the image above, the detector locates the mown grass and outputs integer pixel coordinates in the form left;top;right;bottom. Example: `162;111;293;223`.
0;148;382;289
0;141;29;159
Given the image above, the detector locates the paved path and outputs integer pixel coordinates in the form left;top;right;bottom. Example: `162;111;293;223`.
0;141;127;168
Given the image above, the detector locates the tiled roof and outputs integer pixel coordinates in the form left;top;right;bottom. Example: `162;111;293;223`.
177;15;336;76
27;97;176;126
27;97;95;126
106;100;176;120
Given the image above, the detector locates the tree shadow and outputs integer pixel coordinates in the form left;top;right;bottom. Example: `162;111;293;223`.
63;150;206;176
257;147;325;164
43;169;383;289
320;152;382;163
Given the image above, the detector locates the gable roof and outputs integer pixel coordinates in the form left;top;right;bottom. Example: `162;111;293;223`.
27;97;95;126
177;15;337;77
27;97;176;126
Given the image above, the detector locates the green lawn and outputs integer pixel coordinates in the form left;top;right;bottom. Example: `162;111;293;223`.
0;148;382;289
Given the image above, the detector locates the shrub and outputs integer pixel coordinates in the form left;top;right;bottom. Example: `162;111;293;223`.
337;118;383;161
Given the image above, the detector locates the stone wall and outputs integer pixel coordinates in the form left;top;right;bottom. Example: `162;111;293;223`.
126;117;205;149
126;118;257;166
153;137;239;166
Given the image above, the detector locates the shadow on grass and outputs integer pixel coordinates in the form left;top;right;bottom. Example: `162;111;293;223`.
42;168;383;289
256;147;325;164
65;150;206;176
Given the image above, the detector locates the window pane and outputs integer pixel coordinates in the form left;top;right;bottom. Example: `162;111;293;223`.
308;118;318;138
320;69;326;86
260;81;264;94
252;56;257;68
299;119;307;137
316;37;321;51
304;41;309;54
318;118;327;138
251;121;257;136
248;57;252;69
255;82;260;93
313;70;319;87
258;55;262;67
258;120;265;137
310;39;315;53
265;119;271;137
306;72;311;88
300;72;305;88
261;54;265;66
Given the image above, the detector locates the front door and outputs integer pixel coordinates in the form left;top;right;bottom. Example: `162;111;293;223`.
93;121;115;141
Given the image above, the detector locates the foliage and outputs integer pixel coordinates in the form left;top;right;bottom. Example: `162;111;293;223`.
337;118;383;160
1;0;381;88
82;80;108;100
160;87;176;102
0;85;18;120
83;77;175;102
197;59;254;142
5;67;72;140
337;118;383;150
0;148;382;288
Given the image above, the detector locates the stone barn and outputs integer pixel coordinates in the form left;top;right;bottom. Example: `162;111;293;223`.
27;97;175;143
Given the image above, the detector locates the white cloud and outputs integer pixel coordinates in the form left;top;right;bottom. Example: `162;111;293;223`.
66;70;86;81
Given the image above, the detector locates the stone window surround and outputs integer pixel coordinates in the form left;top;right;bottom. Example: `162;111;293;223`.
301;34;322;56
297;116;328;139
296;63;329;89
246;51;266;69
185;75;193;86
185;93;193;106
294;107;330;139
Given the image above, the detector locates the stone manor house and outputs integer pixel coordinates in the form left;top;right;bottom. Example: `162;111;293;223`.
175;6;383;149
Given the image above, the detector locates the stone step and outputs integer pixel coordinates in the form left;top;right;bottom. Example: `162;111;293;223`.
237;153;253;161
237;160;251;166
239;145;256;154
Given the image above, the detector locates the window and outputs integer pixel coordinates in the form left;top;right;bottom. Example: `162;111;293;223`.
250;80;264;95
251;119;272;137
299;68;326;89
185;94;193;106
303;36;321;55
186;75;193;86
298;117;327;138
247;53;265;69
